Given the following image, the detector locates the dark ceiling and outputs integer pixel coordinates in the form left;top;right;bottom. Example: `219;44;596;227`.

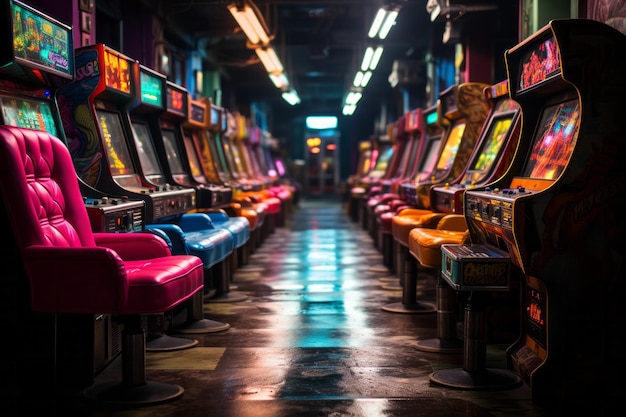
160;0;432;136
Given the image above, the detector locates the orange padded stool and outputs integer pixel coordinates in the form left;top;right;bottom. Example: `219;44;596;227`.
380;211;448;314
408;215;468;353
385;210;445;304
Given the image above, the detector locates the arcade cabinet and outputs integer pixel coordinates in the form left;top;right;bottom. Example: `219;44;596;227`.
460;19;626;404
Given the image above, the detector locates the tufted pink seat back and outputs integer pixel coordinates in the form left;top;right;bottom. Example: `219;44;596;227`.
0;126;95;250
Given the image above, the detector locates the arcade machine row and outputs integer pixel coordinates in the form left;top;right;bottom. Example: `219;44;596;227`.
186;96;248;197
398;103;445;203
400;82;490;210
207;99;266;208
156;80;221;209
229;113;266;191
430;80;521;215
181;94;233;206
126;62;199;214
0;0;142;391
412;80;522;355
354;131;395;228
351;131;393;197
246;126;277;189
57;43;195;225
378;114;414;194
390;103;442;280
395;107;426;195
217;109;252;190
460;19;626;404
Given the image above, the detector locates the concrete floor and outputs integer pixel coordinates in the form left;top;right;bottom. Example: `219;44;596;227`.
44;197;592;416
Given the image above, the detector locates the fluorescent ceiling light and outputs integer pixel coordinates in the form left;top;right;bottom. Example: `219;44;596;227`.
368;8;398;39
282;90;300;105
345;91;362;105
269;72;289;89
353;71;364;87
353;71;372;88
256;47;284;73
342;104;357;116
228;3;270;45
361;46;383;71
378;10;398;39
361;47;372;71
368;9;387;38
360;71;372;87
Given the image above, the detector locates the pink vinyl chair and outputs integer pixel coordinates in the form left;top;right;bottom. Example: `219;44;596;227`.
0;126;205;407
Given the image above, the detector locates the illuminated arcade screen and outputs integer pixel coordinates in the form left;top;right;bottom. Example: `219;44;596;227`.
139;70;163;107
372;145;393;174
161;129;185;175
167;86;186;117
0;95;58;136
417;136;442;178
221;137;239;177
103;50;131;93
221;111;228;132
11;0;73;78
208;132;229;177
470;114;513;174
131;121;162;176
183;133;204;178
519;36;560;92
188;102;205;125
96;109;135;176
275;158;285;177
210;106;220;127
425;108;438;127
522;98;579;180
435;121;466;171
229;138;245;174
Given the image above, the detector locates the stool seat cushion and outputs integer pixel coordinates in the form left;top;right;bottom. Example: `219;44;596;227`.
408;228;469;269
391;211;443;246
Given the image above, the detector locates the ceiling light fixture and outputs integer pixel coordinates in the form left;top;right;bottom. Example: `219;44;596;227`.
228;1;271;45
361;46;384;71
353;71;373;88
368;7;398;39
255;47;284;74
269;72;289;89
282;90;301;106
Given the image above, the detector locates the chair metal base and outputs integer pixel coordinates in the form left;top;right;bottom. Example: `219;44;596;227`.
378;275;399;283
173;318;230;334
146;334;198;352
83;380;184;407
367;265;390;273
381;282;402;291
381;301;436;314
416;337;463;353
430;368;522;390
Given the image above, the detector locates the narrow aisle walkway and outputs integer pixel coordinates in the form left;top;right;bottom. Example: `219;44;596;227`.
77;197;548;417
